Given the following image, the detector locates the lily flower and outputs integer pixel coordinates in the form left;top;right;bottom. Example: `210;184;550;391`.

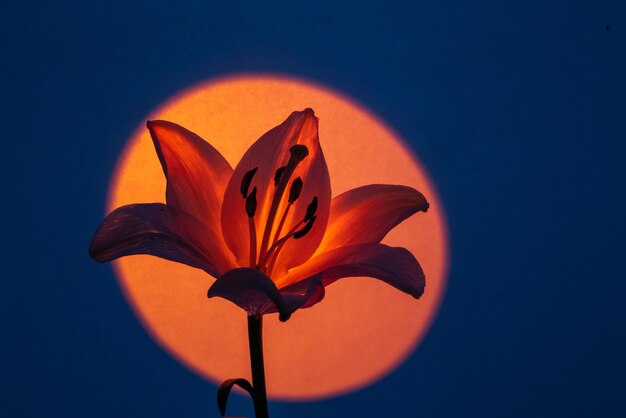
89;109;429;322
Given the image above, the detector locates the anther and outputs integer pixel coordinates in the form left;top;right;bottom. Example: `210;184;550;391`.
304;196;318;222
240;167;258;198
289;144;309;162
245;187;257;218
288;177;303;203
294;215;316;239
274;166;286;186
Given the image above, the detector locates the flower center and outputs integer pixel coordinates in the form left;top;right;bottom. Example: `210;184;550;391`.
239;145;318;277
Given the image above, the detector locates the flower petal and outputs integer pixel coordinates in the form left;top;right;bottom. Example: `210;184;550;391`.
279;276;326;310
220;109;331;273
207;268;325;321
279;243;425;299
89;203;236;278
317;184;429;254
147;120;233;244
208;268;291;321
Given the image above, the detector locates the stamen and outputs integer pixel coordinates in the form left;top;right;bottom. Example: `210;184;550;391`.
294;215;317;239
258;144;309;262
245;187;257;218
240;167;258;198
245;187;258;267
288;177;303;204
271;178;304;248
248;217;257;267
265;215;317;275
265;239;287;277
274;166;286;186
289;144;309;162
271;203;291;246
304;196;318;222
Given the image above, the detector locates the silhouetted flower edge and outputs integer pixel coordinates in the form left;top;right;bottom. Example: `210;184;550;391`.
89;109;428;322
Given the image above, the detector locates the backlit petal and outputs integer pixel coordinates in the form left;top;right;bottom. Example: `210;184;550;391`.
220;109;331;272
279;243;425;299
147;120;233;248
89;203;236;278
317;184;428;254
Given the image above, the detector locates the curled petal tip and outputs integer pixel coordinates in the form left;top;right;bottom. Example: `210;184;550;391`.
291;107;319;123
291;108;317;121
406;188;429;213
145;120;163;130
88;241;107;263
87;247;98;262
301;108;319;121
412;287;425;299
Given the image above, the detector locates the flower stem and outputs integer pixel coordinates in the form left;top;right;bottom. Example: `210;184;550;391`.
248;315;269;418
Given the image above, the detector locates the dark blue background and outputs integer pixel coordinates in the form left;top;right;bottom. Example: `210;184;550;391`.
2;1;625;417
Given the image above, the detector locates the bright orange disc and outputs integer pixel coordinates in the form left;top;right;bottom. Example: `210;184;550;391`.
108;74;448;400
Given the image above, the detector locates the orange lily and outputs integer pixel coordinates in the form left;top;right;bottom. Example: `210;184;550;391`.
90;109;428;322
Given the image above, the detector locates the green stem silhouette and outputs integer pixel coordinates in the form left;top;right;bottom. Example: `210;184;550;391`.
248;315;269;418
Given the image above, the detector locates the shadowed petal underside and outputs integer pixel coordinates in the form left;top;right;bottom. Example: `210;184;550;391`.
208;268;291;321
280;243;425;299
89;203;236;278
208;268;326;321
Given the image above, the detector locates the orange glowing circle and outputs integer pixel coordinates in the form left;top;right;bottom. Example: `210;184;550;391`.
108;74;448;400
